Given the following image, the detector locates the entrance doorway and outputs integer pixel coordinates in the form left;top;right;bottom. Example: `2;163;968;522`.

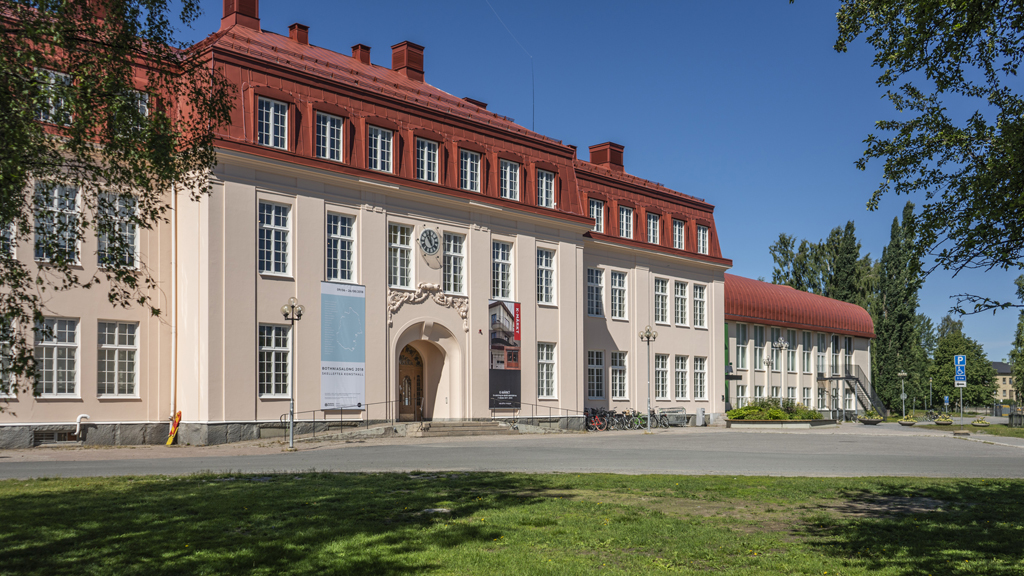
398;345;424;421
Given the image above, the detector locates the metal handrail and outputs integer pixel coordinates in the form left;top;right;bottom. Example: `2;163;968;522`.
490;401;586;424
278;400;398;439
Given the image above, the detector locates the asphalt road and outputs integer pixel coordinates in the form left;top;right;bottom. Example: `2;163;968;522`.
2;427;1022;479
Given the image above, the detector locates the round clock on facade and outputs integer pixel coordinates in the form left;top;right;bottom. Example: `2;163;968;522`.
419;228;440;255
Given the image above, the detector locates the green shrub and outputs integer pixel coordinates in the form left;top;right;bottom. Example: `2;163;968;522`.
792;409;823;420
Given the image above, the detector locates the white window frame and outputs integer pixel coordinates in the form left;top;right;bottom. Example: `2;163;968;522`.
258;201;290;276
647;213;660;244
499;159;520;200
735;323;748;370
587;350;604;399
771;327;782;372
326;213;355;283
586;268;604;317
0;321;12;398
589;199;604;233
610;271;627;320
844;336;854;374
257;96;288;150
654;278;669;324
537;169;555;208
315;111;343;162
97;193;138;269
674;281;688;326
754;385;765;402
34;182;79;264
619;206;633;239
672;219;685;250
443;232;466;295
802;386;811;407
787;386;797;401
460;150;480;192
537;342;556;399
655;354;669;400
754;326;766;371
817;333;827;375
674;355;688;400
34;318;79;397
536;248;555;305
416;137;438;183
735;384;748;408
491;241;513;300
388;223;413;289
831;334;841;375
697;225;709;255
693;284;706;328
610;351;628;400
367;125;393;173
97;321;138;397
817;387;826;410
787;329;798;373
802;331;812;374
258;324;291;397
771;385;780;399
694;357;707;400
36;68;72;125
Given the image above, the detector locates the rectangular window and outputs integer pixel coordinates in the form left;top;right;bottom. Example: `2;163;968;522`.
803;387;811;407
735;323;748;370
537;169;555;208
831;334;840;375
611;351;627;400
257;97;288;149
771;327;782;372
36;69;72;125
787;330;797;373
587;351;604;399
619;206;633;239
817;333;827;375
693;284;706;328
443;233;465;294
672;219;685;250
492;241;512;299
499;160;520;200
34;183;78;263
415;138;438;183
258;325;290;396
316;112;343;161
736;384;747;408
844;387;854;410
771;386;780;399
1;224;13;256
674;281;688;326
460;150;480;192
97;321;137;396
586;268;604;316
655;354;669;400
0;321;12;398
787;386;796;400
802;331;812;373
258;202;290;275
694;357;707;400
536;248;554;304
367;125;393;173
674;355;688;400
35;318;78;396
97;193;137;268
697;225;709;255
326;213;355;282
589;199;604;233
844;336;854;374
754;385;765;401
754;326;766;370
647;213;660;244
611;271;627;320
388;224;412;288
817;387;826;410
537;343;555;398
654;278;668;324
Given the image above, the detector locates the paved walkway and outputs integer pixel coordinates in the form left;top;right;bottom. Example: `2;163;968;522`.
1;422;1021;480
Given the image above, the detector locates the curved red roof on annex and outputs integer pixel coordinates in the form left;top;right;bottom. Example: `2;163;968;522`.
725;274;875;339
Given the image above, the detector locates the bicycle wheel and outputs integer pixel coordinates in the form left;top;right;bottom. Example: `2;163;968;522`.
647;414;659;429
597;416;608;431
586;417;596;432
659;415;669;428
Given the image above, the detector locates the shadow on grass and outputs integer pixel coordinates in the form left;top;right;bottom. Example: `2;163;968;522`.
0;472;571;576
799;481;1024;575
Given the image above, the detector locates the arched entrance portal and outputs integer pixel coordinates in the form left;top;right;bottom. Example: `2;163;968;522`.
398;345;424;421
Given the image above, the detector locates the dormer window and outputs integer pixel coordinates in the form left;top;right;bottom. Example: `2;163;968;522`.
537;169;555;208
619;206;633;239
257;97;288;149
367;126;393;172
499;159;520;200
316;112;343;161
647;213;660;244
460;150;480;192
697;225;709;255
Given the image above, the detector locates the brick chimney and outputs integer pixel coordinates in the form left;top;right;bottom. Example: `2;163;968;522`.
288;23;308;45
391;41;425;82
221;0;259;31
589;142;625;173
352;44;371;65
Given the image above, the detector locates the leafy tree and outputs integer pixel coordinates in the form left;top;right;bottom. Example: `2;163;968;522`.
1009;276;1024;401
936;314;965;340
0;0;231;401
929;325;997;408
872;202;924;410
907;314;936;405
829;221;862;304
833;0;1024;314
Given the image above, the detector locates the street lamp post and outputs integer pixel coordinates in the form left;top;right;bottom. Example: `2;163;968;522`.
639;326;658;433
280;296;305;449
765;337;789;405
898;371;908;419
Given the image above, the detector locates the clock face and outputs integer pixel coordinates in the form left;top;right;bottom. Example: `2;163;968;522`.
419;228;440;255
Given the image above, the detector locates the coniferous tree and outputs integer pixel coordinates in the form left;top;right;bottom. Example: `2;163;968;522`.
1009;276;1024;402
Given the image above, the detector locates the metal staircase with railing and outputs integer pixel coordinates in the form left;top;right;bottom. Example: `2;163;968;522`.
817;364;887;418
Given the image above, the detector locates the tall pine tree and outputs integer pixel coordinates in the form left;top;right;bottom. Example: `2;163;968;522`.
1009;275;1024;402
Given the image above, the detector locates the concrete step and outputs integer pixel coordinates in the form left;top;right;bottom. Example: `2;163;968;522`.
412;420;517;438
417;429;516;438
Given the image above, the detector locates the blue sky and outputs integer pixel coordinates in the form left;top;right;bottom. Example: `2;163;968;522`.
177;0;1021;361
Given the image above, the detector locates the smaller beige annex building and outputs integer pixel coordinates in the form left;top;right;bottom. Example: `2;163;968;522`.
992;362;1018;404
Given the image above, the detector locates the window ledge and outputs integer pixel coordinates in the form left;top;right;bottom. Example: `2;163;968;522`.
611;317;629;322
537;396;558;401
537;302;558;309
258;394;291;400
259;272;294;281
655;322;670;326
97;395;142;401
36;395;82;400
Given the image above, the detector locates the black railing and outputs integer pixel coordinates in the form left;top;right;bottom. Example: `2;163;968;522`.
278;400;398;439
490;401;586;427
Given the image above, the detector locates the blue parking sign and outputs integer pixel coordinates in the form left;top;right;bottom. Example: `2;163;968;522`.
954;355;966;367
954;355;967;383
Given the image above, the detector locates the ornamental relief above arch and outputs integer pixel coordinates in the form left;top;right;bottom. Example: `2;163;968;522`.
387;282;469;333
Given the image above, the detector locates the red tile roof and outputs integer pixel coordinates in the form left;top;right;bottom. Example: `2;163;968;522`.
725;274;875;338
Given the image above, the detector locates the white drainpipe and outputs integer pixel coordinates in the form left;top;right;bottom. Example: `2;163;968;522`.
75;414;90;437
169;183;178;433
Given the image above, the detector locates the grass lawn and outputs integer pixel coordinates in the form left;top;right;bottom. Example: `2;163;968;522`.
916;423;1024;439
2;473;1022;575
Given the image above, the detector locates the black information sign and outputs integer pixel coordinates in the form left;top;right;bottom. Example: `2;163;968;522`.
488;369;521;409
